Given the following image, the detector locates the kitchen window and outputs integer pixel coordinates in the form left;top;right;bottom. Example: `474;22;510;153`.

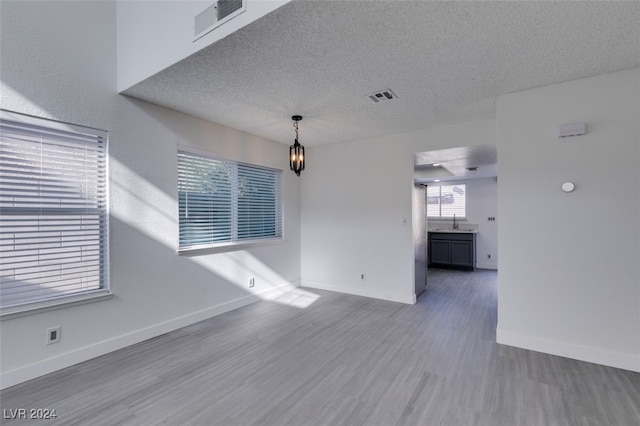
177;150;283;252
0;110;110;314
427;184;466;218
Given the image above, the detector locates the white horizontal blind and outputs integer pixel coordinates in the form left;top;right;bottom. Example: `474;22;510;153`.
236;163;282;240
0;111;109;309
427;184;466;218
178;153;233;246
178;151;282;250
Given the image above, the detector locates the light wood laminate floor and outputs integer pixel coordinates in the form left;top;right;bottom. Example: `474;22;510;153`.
2;269;639;425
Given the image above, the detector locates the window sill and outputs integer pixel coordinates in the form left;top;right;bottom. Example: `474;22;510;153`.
178;238;285;256
1;290;113;320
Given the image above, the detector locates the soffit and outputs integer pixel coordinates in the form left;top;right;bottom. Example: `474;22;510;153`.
123;1;640;146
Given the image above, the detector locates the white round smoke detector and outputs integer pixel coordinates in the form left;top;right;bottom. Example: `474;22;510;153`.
561;182;575;193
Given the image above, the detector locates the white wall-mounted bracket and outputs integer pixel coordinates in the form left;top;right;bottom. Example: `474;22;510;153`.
557;122;586;139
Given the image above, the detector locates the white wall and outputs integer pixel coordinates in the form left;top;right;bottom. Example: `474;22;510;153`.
496;68;640;372
466;178;498;270
0;0;301;388
300;120;496;304
117;0;290;92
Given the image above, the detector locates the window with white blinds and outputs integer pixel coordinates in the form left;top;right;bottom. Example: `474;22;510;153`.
178;150;283;251
0;110;109;310
427;184;466;218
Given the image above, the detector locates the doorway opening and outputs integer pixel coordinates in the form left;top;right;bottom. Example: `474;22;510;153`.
412;144;498;299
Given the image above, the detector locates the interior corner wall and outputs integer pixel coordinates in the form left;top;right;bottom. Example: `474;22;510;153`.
300;119;495;305
0;0;301;389
496;68;640;372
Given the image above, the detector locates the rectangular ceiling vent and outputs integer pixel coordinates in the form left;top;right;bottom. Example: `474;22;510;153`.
194;0;246;41
367;89;398;104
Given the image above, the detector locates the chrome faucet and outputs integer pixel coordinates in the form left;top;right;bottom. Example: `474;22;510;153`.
453;213;459;230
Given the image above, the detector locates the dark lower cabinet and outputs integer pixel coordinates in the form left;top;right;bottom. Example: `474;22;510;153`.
430;240;452;264
451;241;473;266
428;232;476;270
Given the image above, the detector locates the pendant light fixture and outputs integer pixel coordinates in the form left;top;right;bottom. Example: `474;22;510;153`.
290;115;305;176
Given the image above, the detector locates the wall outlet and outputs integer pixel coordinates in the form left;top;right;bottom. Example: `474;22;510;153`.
488;217;496;221
248;277;255;288
360;273;366;281
46;326;61;345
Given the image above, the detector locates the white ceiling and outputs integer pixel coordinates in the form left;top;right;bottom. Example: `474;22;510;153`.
414;144;497;183
124;1;640;147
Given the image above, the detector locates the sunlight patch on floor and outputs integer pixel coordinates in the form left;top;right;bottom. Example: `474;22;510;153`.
261;286;321;309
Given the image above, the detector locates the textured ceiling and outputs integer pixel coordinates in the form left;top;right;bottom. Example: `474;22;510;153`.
124;1;640;147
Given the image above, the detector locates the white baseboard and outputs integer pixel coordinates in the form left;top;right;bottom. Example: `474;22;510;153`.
301;280;414;305
496;328;640;373
475;261;498;270
0;283;299;390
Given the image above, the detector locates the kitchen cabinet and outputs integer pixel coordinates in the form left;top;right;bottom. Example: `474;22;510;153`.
428;232;476;270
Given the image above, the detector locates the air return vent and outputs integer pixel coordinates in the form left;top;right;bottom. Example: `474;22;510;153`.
367;89;398;103
194;0;246;41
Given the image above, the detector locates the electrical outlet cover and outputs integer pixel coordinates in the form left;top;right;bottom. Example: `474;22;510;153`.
47;326;61;344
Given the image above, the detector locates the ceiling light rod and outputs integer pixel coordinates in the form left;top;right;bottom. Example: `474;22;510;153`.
290;115;305;176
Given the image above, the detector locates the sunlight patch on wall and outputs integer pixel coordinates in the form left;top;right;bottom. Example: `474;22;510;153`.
110;157;176;248
109;158;312;308
0;84;53;119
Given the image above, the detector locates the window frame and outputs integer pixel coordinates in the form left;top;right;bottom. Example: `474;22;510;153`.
426;183;467;219
0;110;111;318
177;148;284;255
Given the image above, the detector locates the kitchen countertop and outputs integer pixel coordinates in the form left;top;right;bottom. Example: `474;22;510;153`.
428;228;478;234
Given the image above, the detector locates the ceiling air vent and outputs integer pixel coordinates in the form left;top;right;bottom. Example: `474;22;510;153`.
367;89;398;104
194;0;246;41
